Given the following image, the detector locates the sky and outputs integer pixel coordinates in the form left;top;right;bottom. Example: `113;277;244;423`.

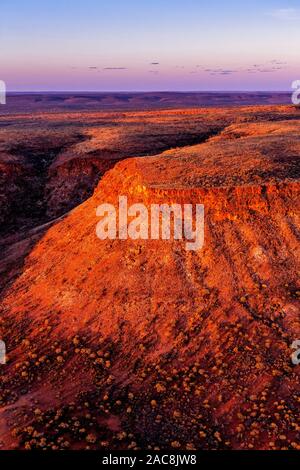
0;0;299;91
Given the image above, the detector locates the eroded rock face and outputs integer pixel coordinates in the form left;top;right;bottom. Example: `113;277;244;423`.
0;106;299;450
0;128;84;235
1;105;299;233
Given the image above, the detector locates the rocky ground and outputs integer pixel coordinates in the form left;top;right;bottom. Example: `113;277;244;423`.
0;105;299;450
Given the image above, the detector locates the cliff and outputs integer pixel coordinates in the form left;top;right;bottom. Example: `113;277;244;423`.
0;106;299;450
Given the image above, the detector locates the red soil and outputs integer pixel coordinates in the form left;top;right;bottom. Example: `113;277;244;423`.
0;105;299;450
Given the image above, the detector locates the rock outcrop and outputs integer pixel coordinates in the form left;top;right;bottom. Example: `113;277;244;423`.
0;106;299;450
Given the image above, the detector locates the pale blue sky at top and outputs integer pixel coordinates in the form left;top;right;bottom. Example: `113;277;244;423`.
0;0;299;91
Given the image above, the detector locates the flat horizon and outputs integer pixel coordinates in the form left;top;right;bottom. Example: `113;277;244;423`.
6;90;292;94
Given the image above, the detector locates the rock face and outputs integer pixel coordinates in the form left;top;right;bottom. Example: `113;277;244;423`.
0;109;232;234
0;105;299;450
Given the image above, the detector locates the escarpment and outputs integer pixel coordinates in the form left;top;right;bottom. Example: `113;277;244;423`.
0;107;299;450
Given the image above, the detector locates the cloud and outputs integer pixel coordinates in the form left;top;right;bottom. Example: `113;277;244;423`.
247;68;275;73
219;71;234;75
245;60;288;74
256;69;274;73
269;60;288;65
103;67;128;70
270;8;300;20
204;68;236;75
88;66;98;70
192;60;288;76
150;62;160;65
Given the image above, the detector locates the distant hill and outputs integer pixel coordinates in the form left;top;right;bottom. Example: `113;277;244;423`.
1;91;292;114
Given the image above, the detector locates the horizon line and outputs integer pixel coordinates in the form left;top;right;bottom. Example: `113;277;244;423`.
6;90;292;94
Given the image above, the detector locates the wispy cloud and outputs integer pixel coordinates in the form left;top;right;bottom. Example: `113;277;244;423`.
245;60;288;74
270;8;300;20
203;68;237;76
103;67;128;70
270;60;288;65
